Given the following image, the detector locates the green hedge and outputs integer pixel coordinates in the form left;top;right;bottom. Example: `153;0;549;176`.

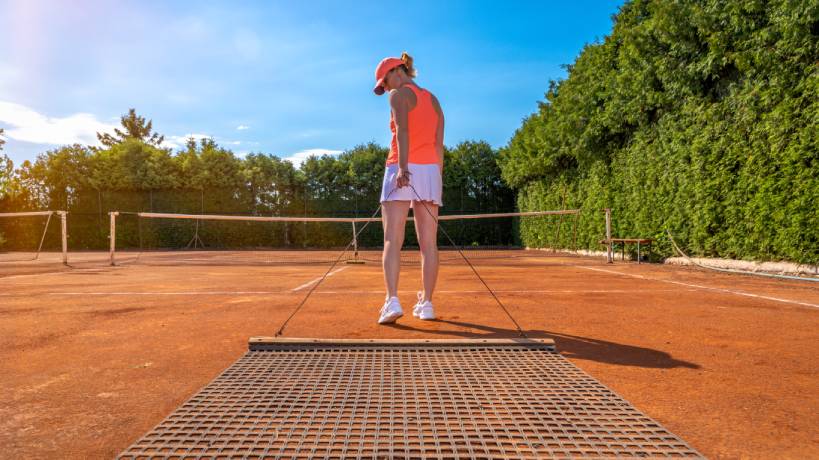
500;0;818;264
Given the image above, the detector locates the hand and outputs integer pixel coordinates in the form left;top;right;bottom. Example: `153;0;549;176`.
396;167;411;188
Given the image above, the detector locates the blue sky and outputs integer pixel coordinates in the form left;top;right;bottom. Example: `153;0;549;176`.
0;0;624;167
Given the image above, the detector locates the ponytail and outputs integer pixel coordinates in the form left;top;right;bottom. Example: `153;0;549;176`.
400;51;417;78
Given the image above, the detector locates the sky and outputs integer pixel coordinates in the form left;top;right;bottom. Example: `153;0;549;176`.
0;0;624;167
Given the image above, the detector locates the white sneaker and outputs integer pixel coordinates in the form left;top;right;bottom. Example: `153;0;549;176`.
378;297;403;324
413;291;436;320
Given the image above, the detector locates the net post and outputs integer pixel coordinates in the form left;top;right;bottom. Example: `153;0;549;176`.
553;214;564;253
351;221;359;261
109;212;118;266
604;208;613;264
637;240;641;264
553;187;567;253
59;211;68;265
571;211;579;251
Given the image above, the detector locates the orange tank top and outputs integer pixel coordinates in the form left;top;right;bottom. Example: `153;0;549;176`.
387;85;439;165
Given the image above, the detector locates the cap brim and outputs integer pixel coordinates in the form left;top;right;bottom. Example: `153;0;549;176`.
373;83;385;95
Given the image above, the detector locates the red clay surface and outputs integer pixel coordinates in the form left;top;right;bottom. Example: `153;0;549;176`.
2;250;818;459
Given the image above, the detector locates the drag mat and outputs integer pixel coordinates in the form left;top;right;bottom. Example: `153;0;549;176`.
118;338;704;459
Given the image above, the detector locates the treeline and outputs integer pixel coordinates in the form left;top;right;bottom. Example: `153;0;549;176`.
0;112;515;251
499;0;818;264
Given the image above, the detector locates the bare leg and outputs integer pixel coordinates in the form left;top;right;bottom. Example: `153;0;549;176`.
382;201;411;299
413;200;439;302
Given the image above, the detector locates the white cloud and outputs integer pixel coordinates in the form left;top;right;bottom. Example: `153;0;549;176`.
161;135;247;151
0;100;116;146
0;102;251;157
160;133;212;150
285;148;343;167
236;125;249;130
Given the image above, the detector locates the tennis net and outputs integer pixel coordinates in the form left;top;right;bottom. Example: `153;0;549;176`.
0;211;68;264
108;209;581;266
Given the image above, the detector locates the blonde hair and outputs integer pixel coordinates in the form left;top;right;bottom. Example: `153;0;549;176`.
400;51;417;78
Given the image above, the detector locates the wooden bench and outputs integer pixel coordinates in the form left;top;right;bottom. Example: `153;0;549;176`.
599;238;654;264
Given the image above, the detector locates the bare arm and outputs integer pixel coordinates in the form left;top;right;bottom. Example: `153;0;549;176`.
430;94;445;171
389;88;411;185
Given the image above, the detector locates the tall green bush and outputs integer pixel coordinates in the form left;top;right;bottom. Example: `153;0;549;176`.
499;0;818;264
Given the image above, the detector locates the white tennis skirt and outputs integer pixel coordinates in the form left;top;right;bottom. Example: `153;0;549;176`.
380;163;443;207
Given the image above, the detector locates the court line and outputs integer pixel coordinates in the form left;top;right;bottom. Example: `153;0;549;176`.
578;266;819;309
290;266;349;291
304;289;696;295
0;263;608;282
0;273;65;281
0;288;696;297
0;268;116;281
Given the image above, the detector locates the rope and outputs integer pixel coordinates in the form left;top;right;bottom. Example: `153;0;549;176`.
32;212;54;261
274;190;393;337
273;178;531;338
666;229;818;283
408;184;528;338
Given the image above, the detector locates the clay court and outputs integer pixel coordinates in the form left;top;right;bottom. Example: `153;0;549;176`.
1;250;818;459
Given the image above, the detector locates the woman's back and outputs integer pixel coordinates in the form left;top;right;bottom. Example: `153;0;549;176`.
387;84;439;165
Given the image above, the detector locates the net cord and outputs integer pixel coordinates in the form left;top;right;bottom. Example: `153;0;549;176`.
135;210;577;222
0;211;55;217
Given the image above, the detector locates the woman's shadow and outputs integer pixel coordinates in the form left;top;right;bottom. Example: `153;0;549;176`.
387;318;700;369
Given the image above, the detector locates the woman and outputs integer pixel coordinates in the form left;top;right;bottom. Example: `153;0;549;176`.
373;52;445;324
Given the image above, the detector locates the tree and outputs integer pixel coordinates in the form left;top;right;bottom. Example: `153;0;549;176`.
198;138;242;189
447;140;514;212
0;129;6;244
172;137;244;215
96;108;165;147
92;139;178;190
300;153;348;207
242;153;300;214
0;140;16;248
22;145;93;209
0;155;10;197
0;128;11;199
343;142;388;213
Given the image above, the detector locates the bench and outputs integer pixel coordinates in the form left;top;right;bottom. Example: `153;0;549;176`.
599;238;654;264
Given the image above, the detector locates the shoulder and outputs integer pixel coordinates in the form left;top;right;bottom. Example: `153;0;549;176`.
388;86;415;108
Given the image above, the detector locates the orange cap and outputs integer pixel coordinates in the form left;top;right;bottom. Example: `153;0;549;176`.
373;57;404;95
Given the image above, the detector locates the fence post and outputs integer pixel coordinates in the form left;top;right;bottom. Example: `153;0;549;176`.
604;208;613;264
109;212;118;266
59;211;68;265
351;221;359;258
